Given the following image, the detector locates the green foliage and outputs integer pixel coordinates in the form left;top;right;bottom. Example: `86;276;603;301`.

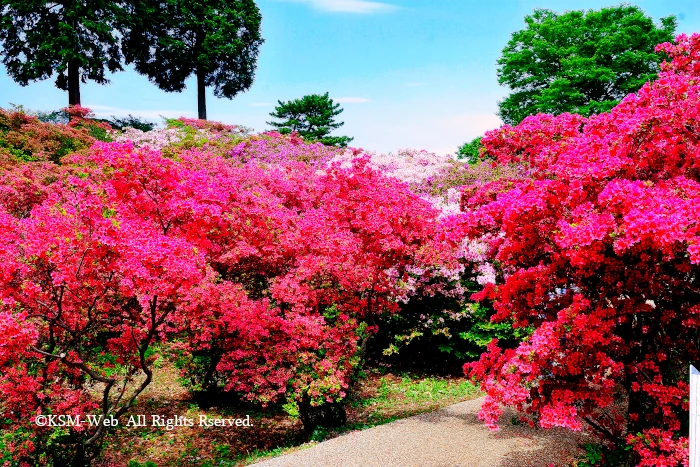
457;303;532;357
123;0;264;119
309;426;329;442
322;304;341;324
0;0;125;104
497;5;676;125
0;424;75;467
86;124;110;142
93;349;124;378
0;426;25;467
282;401;300;419
104;115;156;132
376;296;529;371
577;443;604;467
268;93;354;147
0;107;94;163
456;136;488;164
173;348;224;395
575;442;633;467
372;264;530;371
35;109;70;125
127;460;159;467
317;135;353;147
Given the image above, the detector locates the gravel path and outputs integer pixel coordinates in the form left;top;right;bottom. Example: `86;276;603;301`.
249;397;590;467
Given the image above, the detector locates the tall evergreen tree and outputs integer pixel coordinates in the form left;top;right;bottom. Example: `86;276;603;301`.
268;93;353;147
0;0;125;105
124;0;263;120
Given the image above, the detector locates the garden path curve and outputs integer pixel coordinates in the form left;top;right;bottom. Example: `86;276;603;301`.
249;396;590;467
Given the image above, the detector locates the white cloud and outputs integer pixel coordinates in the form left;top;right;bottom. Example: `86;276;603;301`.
249;102;273;107
88;104;195;120
334;96;371;103
281;0;397;14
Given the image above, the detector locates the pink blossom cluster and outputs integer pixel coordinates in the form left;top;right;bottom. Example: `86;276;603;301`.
112;126;197;149
462;33;700;466
329;148;462;212
230;131;346;168
330;148;456;186
0;134;448;464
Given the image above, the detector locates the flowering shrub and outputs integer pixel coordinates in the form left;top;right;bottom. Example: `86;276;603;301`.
325;147;529;367
109;116;250;157
0;107;96;163
329;148;526;216
111;126;197;151
330;148;455;187
0;143;217;465
0;128;449;463
322;147;529;369
171;116;239;133
229;131;345;168
368;229;531;371
462;33;700;466
174;154;447;407
419;161;526;216
63;105;113;142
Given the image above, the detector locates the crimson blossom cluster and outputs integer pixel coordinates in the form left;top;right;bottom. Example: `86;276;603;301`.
0;132;451;464
460;34;700;466
2;32;699;467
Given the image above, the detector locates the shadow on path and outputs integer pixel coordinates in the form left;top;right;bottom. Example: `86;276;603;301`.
250;396;591;467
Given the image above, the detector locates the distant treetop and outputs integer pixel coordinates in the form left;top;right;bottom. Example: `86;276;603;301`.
123;0;264;120
0;0;125;105
497;5;676;125
268;93;354;147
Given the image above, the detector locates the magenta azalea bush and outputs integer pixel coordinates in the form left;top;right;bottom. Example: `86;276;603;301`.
459;33;700;466
1;33;699;467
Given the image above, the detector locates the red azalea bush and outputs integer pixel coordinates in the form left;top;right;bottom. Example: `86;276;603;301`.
168;152;447;409
0;144;212;465
0;107;97;163
461;34;700;466
0;132;447;464
173;116;238;133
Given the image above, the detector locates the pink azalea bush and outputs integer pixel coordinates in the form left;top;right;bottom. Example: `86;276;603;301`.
0;131;448;464
230;131;346;167
110;116;249;153
2;33;698;467
461;34;700;466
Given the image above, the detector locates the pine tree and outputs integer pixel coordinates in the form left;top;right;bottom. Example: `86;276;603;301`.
268;93;353;147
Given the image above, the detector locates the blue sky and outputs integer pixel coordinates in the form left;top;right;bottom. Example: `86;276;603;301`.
1;0;699;155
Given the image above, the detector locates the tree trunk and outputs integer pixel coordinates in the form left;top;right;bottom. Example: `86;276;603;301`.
197;69;206;120
68;61;81;106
